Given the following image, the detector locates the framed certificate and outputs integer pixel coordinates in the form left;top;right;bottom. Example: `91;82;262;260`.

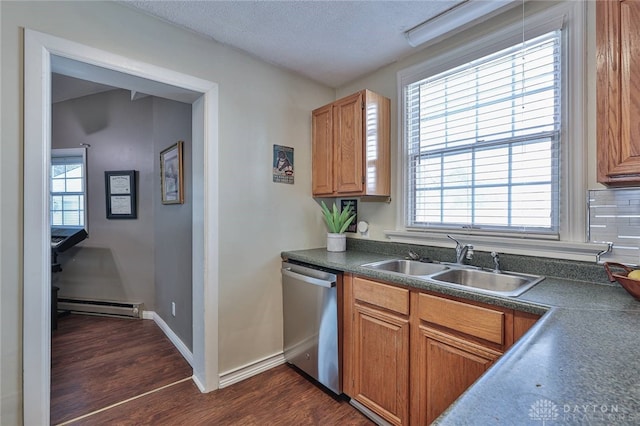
105;170;137;219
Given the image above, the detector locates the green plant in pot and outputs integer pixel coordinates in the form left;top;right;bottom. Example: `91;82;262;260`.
320;201;356;252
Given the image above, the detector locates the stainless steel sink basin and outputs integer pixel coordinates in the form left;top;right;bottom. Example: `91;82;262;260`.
429;268;544;297
361;259;449;276
360;258;543;297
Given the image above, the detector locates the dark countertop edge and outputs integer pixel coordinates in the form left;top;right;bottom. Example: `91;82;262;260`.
282;249;551;315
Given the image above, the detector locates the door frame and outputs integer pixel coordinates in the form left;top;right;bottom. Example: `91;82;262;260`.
23;29;220;425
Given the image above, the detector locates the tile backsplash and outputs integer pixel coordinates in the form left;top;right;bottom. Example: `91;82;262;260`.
588;188;640;266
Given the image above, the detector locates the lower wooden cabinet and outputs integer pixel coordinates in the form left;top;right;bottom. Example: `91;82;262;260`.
413;326;502;424
514;310;541;342
347;275;410;425
352;304;409;425
343;274;541;425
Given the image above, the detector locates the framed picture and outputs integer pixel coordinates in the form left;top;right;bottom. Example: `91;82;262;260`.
160;141;184;204
341;199;357;233
272;144;294;184
105;170;137;219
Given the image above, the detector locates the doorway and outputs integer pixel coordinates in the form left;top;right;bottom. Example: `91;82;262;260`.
23;29;220;425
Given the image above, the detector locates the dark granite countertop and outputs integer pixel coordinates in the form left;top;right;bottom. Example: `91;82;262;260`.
282;245;640;425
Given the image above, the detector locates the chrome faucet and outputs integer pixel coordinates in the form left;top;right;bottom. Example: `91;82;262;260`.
447;235;474;265
407;250;431;263
407;250;421;261
596;242;613;264
491;251;501;273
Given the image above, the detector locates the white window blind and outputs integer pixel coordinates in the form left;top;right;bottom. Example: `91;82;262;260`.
404;30;561;236
51;153;86;227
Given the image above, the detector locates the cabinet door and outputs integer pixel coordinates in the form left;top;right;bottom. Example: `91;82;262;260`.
333;92;364;194
513;310;541;342
352;303;409;426
416;327;501;425
312;104;334;195
597;0;640;184
362;90;391;196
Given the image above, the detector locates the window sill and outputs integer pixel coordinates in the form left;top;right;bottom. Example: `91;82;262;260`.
384;230;610;263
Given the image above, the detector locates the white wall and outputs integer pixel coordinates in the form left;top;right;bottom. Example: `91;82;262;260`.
336;0;599;242
1;1;333;423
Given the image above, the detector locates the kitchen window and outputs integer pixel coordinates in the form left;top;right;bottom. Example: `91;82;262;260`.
405;30;560;236
396;1;588;251
51;148;87;228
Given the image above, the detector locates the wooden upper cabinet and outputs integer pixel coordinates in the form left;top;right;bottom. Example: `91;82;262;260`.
311;104;334;195
333;93;365;194
311;90;390;197
597;0;640;185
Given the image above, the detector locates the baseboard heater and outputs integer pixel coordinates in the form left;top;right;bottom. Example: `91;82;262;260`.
57;297;143;318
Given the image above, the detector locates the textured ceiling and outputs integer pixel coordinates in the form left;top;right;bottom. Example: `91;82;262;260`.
121;0;470;88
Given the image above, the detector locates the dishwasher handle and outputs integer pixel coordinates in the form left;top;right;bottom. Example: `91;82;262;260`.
282;267;336;288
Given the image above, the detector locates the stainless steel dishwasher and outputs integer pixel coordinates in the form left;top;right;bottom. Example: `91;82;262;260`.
281;261;341;394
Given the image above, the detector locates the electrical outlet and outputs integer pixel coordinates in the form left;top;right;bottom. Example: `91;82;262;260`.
171;302;176;317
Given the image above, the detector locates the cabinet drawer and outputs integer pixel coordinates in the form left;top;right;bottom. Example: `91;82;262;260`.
417;293;504;345
353;277;409;315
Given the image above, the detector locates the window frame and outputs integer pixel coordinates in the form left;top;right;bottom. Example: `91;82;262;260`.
391;1;598;261
405;30;562;236
50;147;88;231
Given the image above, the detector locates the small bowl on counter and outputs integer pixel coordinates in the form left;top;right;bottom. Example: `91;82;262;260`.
604;262;640;301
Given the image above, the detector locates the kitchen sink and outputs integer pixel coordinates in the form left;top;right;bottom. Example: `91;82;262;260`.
429;268;544;297
361;259;449;276
360;258;544;297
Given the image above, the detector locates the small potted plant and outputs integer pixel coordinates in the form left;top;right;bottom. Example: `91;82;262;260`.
320;201;356;252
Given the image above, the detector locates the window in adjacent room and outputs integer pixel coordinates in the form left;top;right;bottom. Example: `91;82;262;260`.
51;148;87;228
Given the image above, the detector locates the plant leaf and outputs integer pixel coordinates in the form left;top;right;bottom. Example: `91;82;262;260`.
320;201;337;233
319;200;356;233
320;201;336;232
338;213;356;233
338;202;352;224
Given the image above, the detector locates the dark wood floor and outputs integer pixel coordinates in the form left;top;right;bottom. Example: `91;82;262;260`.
51;314;372;425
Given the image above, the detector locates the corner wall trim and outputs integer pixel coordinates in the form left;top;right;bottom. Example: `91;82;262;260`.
145;310;193;367
218;352;286;389
191;374;206;393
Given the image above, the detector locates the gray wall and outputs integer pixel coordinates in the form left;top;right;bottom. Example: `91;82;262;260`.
52;90;156;307
52;90;194;353
152;97;193;350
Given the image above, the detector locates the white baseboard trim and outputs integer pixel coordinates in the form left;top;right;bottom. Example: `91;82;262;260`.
218;352;286;389
144;310;194;367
